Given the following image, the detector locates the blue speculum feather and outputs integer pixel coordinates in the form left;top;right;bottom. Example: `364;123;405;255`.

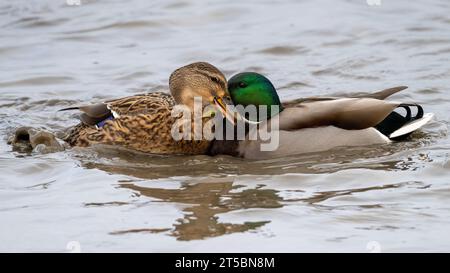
96;115;114;128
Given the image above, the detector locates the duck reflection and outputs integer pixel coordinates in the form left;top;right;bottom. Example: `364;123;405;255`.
75;143;414;181
75;144;426;241
118;179;281;240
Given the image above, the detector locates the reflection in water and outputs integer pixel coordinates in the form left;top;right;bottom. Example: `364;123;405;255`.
117;180;280;240
299;181;429;206
70;141;437;241
96;174;430;241
72;140;435;181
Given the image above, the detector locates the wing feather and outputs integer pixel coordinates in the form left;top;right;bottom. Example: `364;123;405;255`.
281;86;408;108
59;92;175;126
276;98;400;131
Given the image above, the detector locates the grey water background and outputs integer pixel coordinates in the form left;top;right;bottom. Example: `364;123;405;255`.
1;0;450;252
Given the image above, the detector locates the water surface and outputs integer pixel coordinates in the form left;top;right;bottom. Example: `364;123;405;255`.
1;0;450;252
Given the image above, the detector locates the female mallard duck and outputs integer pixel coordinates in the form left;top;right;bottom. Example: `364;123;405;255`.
209;72;434;159
61;62;233;155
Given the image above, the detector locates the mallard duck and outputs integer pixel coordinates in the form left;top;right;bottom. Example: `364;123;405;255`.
61;62;233;155
209;72;434;159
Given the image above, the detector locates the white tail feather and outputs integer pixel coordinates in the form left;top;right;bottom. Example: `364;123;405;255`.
389;113;434;138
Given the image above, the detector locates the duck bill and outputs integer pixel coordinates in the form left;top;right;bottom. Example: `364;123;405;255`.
213;97;261;125
214;97;236;125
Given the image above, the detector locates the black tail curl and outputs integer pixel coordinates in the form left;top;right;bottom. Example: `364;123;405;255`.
375;104;424;140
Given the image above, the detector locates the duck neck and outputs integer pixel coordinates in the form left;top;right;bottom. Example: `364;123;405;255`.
243;91;283;121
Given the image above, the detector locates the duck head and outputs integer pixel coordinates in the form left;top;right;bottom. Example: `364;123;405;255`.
169;62;234;123
228;72;283;121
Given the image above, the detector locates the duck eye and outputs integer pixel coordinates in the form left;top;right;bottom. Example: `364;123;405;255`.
239;82;247;88
211;77;221;84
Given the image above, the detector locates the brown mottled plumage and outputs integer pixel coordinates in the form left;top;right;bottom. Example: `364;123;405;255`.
62;62;231;155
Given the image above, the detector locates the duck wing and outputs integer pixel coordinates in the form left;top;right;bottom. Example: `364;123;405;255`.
59;92;175;126
277;98;403;131
277;96;431;140
277;86;431;137
281;86;408;108
105;92;175;116
352;86;408;100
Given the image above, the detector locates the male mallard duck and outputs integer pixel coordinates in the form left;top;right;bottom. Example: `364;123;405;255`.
209;72;434;159
61;62;232;155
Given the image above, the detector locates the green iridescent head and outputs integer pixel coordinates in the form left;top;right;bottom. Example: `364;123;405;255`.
228;72;283;121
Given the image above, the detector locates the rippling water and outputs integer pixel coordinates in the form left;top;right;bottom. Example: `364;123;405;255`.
1;0;450;252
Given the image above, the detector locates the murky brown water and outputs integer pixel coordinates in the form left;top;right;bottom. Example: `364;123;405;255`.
1;0;450;252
